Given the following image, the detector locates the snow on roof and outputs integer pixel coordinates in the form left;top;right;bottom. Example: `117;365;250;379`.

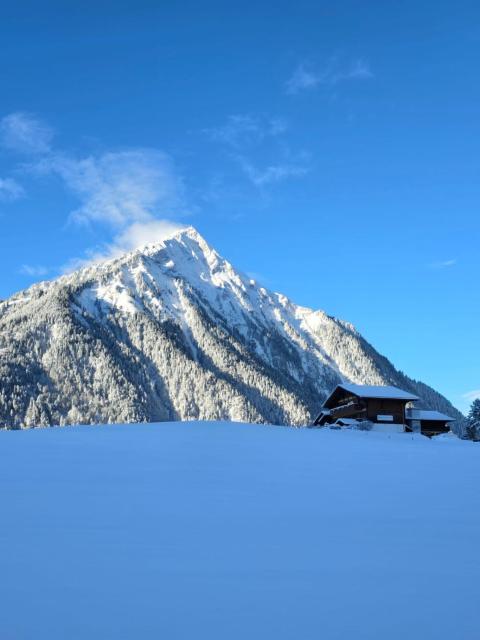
323;383;419;407
406;409;454;422
339;383;419;400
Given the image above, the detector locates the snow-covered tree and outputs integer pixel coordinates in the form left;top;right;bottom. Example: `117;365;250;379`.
464;399;480;441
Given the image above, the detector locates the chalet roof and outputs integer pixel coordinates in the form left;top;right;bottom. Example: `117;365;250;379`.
405;409;454;423
323;383;419;407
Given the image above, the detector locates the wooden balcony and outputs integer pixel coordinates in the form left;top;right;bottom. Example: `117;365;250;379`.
328;402;367;420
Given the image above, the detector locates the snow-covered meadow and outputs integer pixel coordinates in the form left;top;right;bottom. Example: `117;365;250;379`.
1;422;479;639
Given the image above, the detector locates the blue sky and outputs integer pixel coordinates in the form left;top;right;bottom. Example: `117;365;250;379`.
0;1;478;412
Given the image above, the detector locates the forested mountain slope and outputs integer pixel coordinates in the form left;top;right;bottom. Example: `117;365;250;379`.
0;227;462;429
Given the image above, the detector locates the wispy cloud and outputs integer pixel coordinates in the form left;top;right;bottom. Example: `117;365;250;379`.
47;150;189;268
0;177;25;201
238;157;308;186
429;259;457;269
205;113;308;188
0;112;53;154
286;58;373;94
34;149;187;228
463;389;480;402
286;64;322;94
347;59;373;80
204;114;287;149
19;264;49;277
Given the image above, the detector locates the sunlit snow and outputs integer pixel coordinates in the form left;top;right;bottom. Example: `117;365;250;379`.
0;421;478;639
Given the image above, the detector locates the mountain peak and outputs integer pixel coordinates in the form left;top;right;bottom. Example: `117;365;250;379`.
0;224;462;430
125;224;201;255
166;225;213;253
163;224;201;243
129;224;213;261
134;224;218;270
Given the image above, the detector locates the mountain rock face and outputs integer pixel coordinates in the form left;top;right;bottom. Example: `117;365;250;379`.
0;227;462;429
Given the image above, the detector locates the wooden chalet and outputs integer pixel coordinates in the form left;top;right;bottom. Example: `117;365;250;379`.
313;383;454;436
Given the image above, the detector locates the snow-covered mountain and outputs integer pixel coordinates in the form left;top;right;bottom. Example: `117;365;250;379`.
0;226;462;429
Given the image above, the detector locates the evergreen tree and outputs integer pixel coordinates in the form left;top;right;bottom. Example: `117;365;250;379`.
464;399;480;441
468;398;480;422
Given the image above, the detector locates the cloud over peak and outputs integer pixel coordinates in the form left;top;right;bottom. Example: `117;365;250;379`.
37;148;187;229
62;219;187;273
0;110;192;271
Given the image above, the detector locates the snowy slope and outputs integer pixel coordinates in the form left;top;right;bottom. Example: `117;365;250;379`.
0;227;462;428
0;421;479;640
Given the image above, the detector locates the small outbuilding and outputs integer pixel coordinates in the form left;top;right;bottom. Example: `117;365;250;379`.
405;409;454;437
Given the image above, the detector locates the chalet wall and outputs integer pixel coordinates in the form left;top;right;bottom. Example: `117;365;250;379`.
324;397;409;425
365;399;406;425
417;420;450;435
